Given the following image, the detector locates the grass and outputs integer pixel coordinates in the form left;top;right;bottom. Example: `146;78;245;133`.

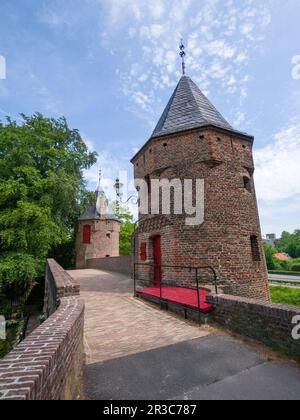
270;286;300;307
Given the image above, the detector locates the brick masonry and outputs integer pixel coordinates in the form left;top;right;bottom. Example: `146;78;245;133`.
132;127;270;301
207;293;300;359
0;259;84;400
76;219;121;269
86;256;132;276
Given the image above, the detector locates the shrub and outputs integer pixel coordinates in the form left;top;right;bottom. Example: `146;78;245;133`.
0;253;37;301
291;264;300;272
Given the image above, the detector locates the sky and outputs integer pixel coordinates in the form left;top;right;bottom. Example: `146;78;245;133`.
0;0;300;237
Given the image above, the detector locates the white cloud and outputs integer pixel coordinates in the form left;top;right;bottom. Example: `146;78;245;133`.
255;123;300;201
96;0;273;127
38;0;273;129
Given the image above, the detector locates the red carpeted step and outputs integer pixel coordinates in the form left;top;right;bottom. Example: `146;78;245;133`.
137;286;213;313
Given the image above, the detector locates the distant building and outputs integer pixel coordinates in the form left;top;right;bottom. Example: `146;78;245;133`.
75;175;121;269
274;253;292;262
265;233;277;247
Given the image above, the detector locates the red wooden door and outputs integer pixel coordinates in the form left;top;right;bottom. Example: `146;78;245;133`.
153;236;162;284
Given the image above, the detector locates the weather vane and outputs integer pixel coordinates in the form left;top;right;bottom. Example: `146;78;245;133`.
179;39;186;75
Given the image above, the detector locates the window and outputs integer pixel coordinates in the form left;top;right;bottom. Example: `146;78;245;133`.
243;176;252;193
250;236;261;261
106;255;110;258
106;233;111;239
140;242;147;261
163;142;168;148
83;225;91;244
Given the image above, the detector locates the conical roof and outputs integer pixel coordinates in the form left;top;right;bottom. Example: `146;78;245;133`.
151;75;233;139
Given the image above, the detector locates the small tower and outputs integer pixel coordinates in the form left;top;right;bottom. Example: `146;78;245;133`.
131;44;270;301
75;173;121;269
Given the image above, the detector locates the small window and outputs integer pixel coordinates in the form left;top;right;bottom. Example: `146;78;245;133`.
106;233;111;239
140;242;147;261
163;142;168;148
82;225;91;244
243;176;252;193
106;255;110;258
250;236;261;262
199;135;205;140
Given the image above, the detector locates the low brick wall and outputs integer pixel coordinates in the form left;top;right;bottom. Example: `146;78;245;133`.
0;259;84;400
207;294;300;358
86;256;132;276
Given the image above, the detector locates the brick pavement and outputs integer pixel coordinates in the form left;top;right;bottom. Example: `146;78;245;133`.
68;269;209;364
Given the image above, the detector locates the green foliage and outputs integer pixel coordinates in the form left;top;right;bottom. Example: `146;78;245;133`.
270;286;300;307
0;319;25;358
263;242;281;271
291;264;300;272
113;202;136;256
0;253;37;300
277;230;300;258
0;113;97;301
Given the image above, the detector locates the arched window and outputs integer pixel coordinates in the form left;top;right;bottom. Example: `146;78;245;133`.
83;224;91;244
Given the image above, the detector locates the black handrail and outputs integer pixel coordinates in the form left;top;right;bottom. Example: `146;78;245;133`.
134;262;218;317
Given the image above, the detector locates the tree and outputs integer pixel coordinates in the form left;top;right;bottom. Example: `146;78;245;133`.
113;202;136;256
277;230;300;258
263;242;280;271
0;113;97;300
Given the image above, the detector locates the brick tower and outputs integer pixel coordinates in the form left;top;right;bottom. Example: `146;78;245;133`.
75;175;121;269
131;74;270;301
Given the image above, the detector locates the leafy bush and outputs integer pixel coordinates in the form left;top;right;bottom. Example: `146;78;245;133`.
263;242;281;271
291;264;300;272
0;253;37;300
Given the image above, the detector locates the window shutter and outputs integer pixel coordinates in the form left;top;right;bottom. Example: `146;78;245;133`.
83;225;91;244
140;242;147;261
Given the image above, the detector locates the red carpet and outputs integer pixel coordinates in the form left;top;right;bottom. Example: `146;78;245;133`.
137;286;213;313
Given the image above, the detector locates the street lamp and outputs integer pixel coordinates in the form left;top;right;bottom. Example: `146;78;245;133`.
114;178;138;206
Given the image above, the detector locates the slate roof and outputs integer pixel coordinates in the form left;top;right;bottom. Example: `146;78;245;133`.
151;75;233;139
78;206;120;222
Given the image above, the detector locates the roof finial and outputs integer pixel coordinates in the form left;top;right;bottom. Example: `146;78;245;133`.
179;39;186;75
98;168;102;184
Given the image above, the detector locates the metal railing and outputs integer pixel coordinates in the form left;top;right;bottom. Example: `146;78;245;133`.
134;263;218;317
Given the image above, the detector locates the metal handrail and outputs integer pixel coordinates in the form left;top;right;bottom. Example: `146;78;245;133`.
134;262;218;315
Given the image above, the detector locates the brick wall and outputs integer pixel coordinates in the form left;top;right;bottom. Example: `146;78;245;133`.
87;256;132;276
0;259;84;400
207;293;300;358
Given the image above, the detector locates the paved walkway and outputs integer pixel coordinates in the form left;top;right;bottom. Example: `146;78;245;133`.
68;269;300;400
68;269;208;364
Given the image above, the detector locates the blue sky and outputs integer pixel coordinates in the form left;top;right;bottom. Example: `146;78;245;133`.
0;0;300;237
